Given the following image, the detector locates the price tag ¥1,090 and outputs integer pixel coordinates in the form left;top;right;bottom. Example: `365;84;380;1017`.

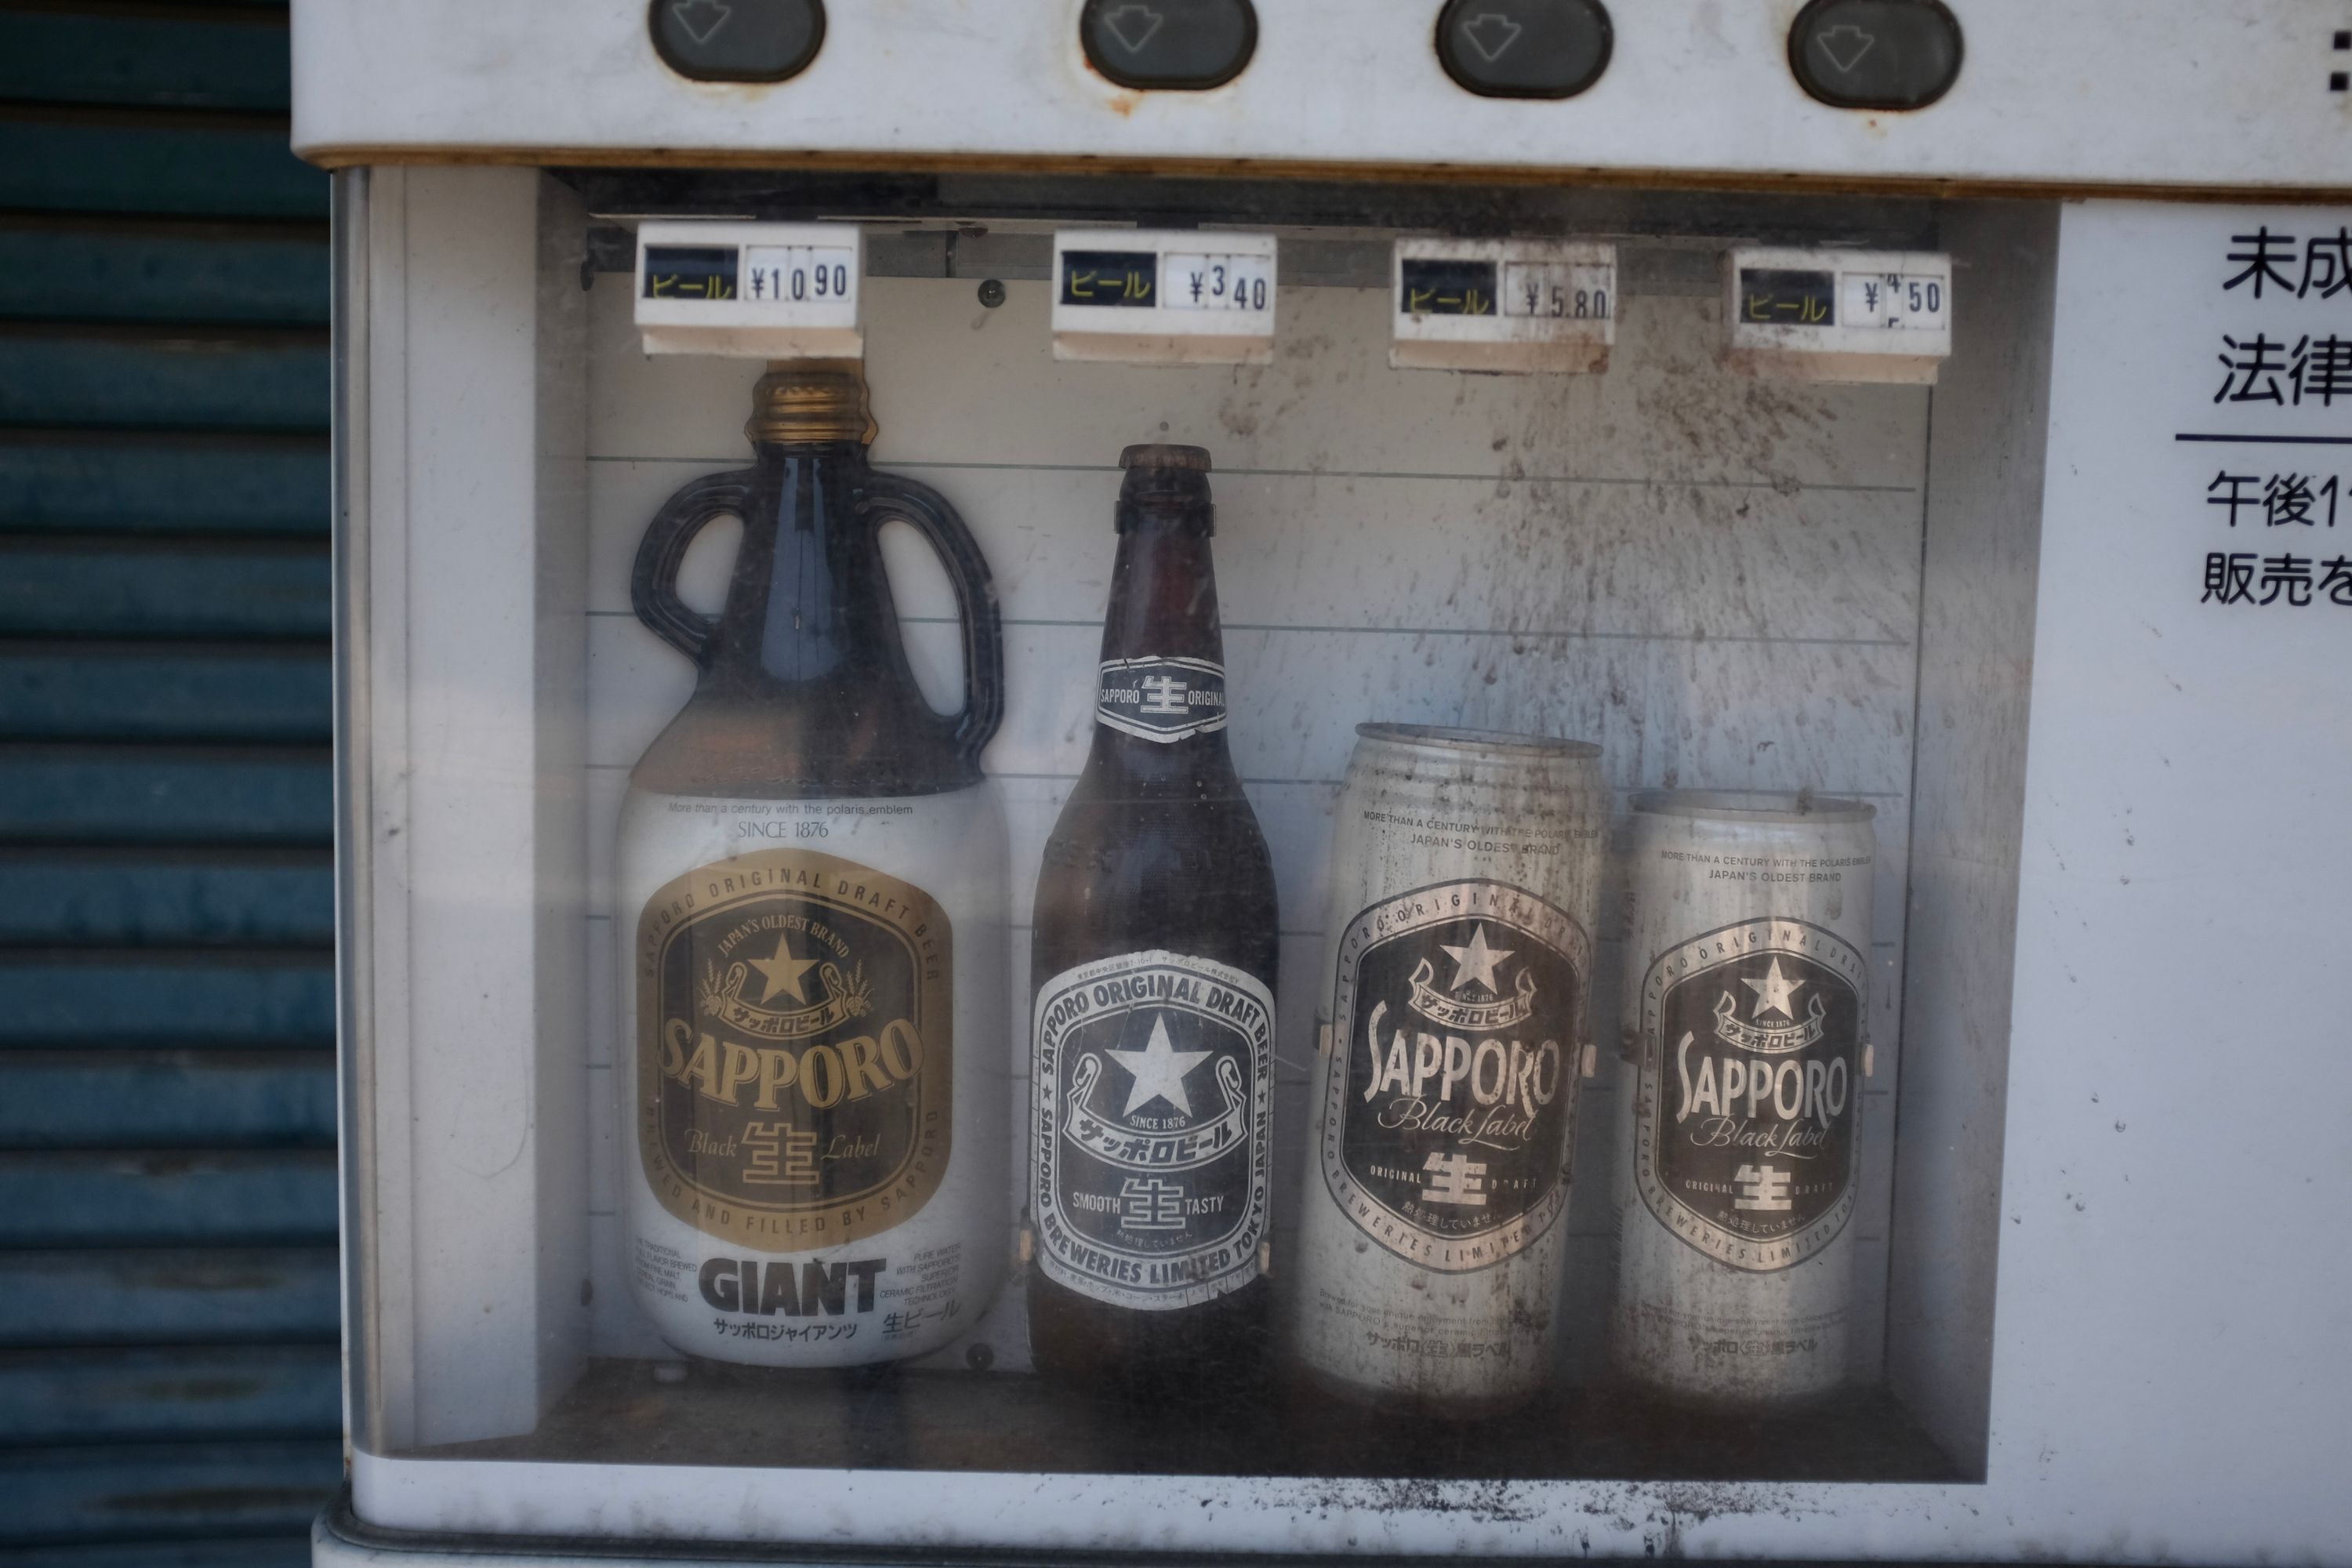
1722;247;1952;384
1052;230;1278;365
1391;240;1617;373
635;222;864;359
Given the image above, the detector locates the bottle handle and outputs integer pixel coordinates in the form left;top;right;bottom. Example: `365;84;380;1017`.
630;469;756;666
858;470;1007;757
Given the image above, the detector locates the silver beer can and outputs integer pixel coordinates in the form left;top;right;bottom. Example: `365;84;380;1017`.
1610;790;1877;1406
1288;724;1606;1414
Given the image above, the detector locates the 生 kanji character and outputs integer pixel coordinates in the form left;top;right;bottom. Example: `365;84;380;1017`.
2301;228;2352;300
2318;556;2352;605
1733;1163;1794;1213
2259;553;2315;606
742;1123;820;1186
2216;335;2299;405
2224;227;2300;297
2202;551;2257;604
1118;1176;1186;1230
2209;470;2263;526
1417;1151;1489;1207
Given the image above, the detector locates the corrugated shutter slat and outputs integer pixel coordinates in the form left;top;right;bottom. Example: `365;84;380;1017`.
0;851;334;946
0;1054;335;1148
1;4;342;1551
0;750;333;844
0;328;330;430
0;1152;339;1247
0;1250;338;1348
0;114;325;220
0;434;326;535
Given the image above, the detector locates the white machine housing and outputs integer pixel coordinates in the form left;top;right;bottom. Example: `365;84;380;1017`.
303;1;2352;1563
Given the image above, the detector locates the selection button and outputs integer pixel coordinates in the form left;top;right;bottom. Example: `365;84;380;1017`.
1080;0;1258;91
650;0;825;82
1436;0;1612;100
1788;0;1962;111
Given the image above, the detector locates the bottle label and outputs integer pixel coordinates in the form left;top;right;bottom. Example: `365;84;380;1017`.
1094;655;1229;744
634;847;953;1250
1321;880;1588;1273
1632;918;1865;1272
1032;950;1272;1311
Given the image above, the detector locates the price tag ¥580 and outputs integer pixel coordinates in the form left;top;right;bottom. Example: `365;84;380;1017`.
1392;239;1617;373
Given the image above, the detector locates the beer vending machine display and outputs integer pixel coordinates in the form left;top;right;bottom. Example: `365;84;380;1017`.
308;2;2352;1563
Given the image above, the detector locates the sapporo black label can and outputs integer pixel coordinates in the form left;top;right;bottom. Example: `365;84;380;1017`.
1288;724;1606;1413
1610;791;1876;1406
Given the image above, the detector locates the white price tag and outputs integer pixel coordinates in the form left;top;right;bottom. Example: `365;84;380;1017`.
1501;261;1615;322
1392;239;1617;373
1051;230;1279;365
742;245;858;309
634;222;865;359
1161;252;1274;314
1723;247;1952;384
1840;270;1949;332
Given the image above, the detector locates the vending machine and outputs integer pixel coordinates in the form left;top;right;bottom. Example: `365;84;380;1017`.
297;1;2352;1560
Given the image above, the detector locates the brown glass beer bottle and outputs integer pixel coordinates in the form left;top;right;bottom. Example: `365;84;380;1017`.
1028;444;1279;1394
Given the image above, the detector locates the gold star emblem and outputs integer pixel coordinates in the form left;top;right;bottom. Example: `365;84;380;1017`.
746;935;819;1005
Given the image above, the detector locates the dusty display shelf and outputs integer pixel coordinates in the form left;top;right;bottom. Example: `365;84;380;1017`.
413;1358;1958;1483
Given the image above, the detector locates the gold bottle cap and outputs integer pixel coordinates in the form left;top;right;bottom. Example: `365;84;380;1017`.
746;358;877;446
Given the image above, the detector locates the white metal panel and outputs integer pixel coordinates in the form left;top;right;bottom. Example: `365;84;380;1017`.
291;0;2352;191
363;168;593;1446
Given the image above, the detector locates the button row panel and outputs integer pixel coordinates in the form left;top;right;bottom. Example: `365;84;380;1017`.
647;0;1963;112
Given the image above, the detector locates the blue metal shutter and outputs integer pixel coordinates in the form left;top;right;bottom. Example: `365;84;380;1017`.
0;2;340;1560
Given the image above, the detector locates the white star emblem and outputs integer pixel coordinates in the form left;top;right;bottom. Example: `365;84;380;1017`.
1439;924;1514;993
1104;1015;1212;1118
1740;957;1806;1020
746;935;819;1005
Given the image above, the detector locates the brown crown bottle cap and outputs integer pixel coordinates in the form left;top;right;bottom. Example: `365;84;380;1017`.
747;359;877;446
1119;443;1212;472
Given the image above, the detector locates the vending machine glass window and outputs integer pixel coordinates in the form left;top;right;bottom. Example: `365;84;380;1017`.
303;2;2352;1560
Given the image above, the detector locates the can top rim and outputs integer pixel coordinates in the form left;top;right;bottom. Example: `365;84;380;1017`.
1632;789;1878;823
1355;722;1601;758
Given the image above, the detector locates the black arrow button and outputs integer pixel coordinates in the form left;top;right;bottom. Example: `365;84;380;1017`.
650;0;823;82
1788;0;1962;109
1436;0;1612;100
1080;0;1255;90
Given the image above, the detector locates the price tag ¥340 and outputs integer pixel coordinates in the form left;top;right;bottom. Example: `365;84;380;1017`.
1051;230;1279;365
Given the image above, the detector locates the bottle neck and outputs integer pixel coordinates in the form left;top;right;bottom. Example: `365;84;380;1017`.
709;440;880;688
1089;509;1236;771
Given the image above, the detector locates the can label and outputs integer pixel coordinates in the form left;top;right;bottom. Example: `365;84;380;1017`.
1321;880;1588;1272
1094;655;1229;744
1633;918;1864;1272
633;848;953;1250
1032;950;1272;1310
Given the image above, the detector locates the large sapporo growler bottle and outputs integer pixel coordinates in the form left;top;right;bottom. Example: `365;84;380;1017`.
1029;444;1279;1392
617;361;1009;1368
